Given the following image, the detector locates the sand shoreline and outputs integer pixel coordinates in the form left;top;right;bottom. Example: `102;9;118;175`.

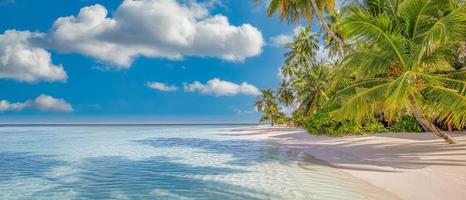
229;126;466;200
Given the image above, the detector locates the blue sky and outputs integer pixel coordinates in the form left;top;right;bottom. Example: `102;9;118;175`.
0;0;313;123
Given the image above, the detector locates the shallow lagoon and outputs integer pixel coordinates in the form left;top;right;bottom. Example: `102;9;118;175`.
0;125;382;199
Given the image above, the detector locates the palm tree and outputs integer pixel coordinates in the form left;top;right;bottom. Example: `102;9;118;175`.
277;79;296;108
255;89;284;126
321;10;347;58
258;0;346;55
263;0;313;23
452;43;466;70
278;27;334;118
282;27;319;79
308;0;346;56
294;63;331;116
334;0;466;144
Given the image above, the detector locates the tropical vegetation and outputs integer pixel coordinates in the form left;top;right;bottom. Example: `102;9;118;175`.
255;0;466;144
255;89;285;126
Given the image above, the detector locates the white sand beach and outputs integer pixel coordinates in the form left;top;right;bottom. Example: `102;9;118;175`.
230;126;466;200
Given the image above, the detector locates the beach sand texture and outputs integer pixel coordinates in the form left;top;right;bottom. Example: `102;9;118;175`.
230;126;466;200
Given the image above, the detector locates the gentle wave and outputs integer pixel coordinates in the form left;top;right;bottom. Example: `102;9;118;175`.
0;126;385;199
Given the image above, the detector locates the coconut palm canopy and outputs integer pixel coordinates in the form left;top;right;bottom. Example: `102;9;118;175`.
255;89;285;126
257;0;466;143
259;0;345;55
334;0;466;143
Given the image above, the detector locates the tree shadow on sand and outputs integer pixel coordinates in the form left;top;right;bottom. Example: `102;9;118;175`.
254;131;466;172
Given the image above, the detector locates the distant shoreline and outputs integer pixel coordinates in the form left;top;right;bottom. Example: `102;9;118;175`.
0;123;260;127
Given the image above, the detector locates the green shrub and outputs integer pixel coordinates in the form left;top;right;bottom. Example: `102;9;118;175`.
302;108;363;136
364;121;387;133
390;116;423;132
334;121;363;136
302;110;337;135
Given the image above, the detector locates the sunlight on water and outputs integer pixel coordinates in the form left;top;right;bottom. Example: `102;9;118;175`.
0;125;386;199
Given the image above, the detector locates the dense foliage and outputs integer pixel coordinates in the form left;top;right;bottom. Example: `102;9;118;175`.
390;116;423;133
255;89;285;126
255;0;466;143
301;108;364;136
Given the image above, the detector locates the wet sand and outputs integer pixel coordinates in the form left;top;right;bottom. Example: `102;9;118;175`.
229;126;466;200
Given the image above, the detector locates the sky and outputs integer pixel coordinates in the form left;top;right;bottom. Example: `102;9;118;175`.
0;0;318;123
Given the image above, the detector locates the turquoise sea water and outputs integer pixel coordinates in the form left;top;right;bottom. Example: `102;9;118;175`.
0;125;383;199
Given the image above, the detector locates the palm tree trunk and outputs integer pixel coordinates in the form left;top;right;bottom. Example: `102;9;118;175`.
448;122;454;132
408;96;457;144
309;0;345;56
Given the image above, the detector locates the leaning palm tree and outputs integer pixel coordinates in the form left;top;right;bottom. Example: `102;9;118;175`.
258;0;346;55
255;89;284;126
334;0;466;144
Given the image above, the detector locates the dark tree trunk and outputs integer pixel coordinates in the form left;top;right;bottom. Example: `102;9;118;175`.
409;97;457;144
448;122;454;132
309;0;345;56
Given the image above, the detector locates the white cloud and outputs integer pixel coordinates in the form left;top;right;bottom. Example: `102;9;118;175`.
0;100;26;112
147;81;178;91
184;78;260;96
32;95;73;112
232;107;256;115
48;0;264;67
269;26;303;47
0;95;73;112
316;42;330;62
270;34;293;47
0;30;67;82
277;66;285;80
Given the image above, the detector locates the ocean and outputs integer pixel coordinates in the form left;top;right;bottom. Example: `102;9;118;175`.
0;125;380;199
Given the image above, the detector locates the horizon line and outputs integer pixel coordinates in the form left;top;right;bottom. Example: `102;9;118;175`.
0;123;261;127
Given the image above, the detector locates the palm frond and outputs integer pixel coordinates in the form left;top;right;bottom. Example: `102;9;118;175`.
385;71;417;110
421;85;466;127
333;78;389;98
334;83;390;121
341;8;408;69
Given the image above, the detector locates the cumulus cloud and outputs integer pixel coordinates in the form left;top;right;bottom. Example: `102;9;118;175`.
0;30;67;82
48;0;264;67
270;34;294;47
0;100;26;112
33;95;73;112
147;81;178;91
184;78;260;96
269;26;304;47
0;0;263;83
0;95;73;112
